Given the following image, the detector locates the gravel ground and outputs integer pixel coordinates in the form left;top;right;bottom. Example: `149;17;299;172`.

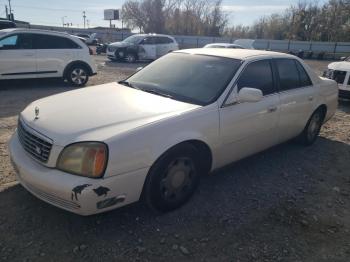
0;56;350;262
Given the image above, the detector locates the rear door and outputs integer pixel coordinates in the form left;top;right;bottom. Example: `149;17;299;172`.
34;34;79;78
273;59;316;142
0;33;36;79
139;37;157;60
156;36;173;57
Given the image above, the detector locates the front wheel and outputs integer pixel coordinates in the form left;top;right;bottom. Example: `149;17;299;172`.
67;65;89;87
125;53;137;63
298;109;324;146
143;144;201;212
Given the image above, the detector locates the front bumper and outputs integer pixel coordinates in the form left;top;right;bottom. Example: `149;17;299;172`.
9;132;149;216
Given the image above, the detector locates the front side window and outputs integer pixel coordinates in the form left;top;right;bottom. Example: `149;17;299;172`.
122;35;144;44
0;34;33;49
0;35;18;49
237;60;275;95
125;53;242;105
141;37;156;45
275;59;300;91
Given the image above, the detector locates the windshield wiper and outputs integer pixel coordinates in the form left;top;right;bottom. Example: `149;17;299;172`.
118;80;139;89
142;89;174;99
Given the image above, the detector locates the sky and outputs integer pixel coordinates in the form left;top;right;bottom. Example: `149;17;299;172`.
0;0;328;28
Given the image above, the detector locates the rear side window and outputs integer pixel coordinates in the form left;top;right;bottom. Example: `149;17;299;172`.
295;61;312;87
275;59;300;91
34;34;80;49
154;37;173;44
237;60;276;95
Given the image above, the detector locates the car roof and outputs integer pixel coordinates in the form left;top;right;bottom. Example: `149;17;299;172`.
0;28;71;36
175;48;296;60
206;43;241;47
131;33;175;39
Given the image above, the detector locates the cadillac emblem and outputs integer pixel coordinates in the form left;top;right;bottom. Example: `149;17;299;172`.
34;106;39;120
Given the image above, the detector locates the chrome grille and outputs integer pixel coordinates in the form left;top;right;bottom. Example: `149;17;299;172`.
17;120;53;163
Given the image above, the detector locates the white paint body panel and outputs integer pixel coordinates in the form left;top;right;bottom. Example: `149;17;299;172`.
0;29;96;80
9;49;338;215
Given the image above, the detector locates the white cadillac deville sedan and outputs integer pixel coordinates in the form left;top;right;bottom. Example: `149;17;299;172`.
9;49;338;215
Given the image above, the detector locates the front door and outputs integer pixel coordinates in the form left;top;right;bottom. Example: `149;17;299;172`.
219;59;280;167
0;33;36;79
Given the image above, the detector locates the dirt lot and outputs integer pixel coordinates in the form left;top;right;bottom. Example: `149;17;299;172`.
0;56;350;262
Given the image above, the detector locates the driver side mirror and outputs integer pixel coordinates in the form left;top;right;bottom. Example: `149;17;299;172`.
340;56;346;61
237;87;263;103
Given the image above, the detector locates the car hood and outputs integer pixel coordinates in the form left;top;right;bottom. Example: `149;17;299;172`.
328;61;350;71
109;42;134;48
20;83;200;146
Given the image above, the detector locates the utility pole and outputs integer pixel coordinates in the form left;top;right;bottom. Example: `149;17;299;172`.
7;0;13;20
83;11;86;29
5;5;8;18
61;16;67;27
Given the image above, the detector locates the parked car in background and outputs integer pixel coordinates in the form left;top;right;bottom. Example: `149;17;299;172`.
204;43;244;49
107;34;179;63
75;33;99;45
233;39;255;49
9;49;338;215
73;35;94;55
0;20;16;30
323;58;350;99
96;42;109;54
0;28;96;86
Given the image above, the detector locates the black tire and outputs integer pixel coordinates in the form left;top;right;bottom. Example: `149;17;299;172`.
298;109;325;146
125;53;137;63
143;144;201;212
66;65;89;87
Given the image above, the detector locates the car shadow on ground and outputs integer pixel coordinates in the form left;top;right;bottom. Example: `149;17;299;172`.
1;137;349;261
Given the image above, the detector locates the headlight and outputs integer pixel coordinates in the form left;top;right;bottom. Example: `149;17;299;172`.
57;142;108;178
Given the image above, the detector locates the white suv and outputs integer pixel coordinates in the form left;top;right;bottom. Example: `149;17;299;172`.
0;29;97;86
107;34;179;63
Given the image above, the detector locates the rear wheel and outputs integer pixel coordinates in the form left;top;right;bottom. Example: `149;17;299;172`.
67;65;89;87
143;144;201;212
298;109;324;146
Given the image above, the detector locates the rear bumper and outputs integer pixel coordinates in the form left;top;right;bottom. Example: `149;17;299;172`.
9;132;149;216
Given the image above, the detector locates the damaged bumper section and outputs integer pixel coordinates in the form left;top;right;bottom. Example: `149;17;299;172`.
9;132;149;216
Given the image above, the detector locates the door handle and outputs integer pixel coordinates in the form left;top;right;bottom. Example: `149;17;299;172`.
308;96;314;101
23;53;34;57
267;106;277;113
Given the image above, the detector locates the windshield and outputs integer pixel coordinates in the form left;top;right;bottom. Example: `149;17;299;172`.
123;35;144;44
125;53;242;105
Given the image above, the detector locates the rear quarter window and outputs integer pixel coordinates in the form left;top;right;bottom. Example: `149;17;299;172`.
295;61;313;87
